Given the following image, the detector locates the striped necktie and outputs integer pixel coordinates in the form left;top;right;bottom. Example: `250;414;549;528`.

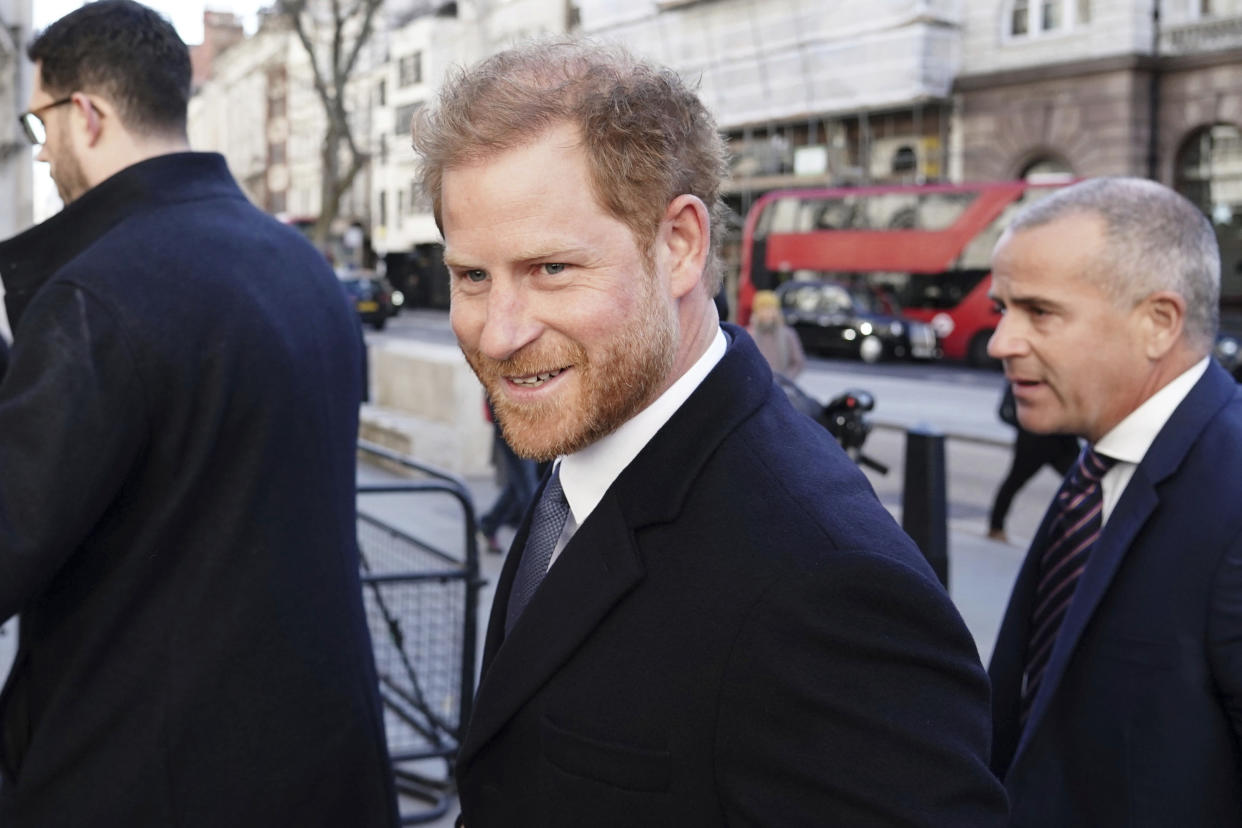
505;467;570;635
1022;445;1116;716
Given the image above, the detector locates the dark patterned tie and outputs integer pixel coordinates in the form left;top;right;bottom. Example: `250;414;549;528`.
505;467;570;635
1022;445;1116;717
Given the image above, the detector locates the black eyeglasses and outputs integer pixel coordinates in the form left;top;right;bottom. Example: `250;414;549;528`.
18;97;73;146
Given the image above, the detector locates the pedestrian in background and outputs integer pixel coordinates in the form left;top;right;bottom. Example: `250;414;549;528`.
0;3;397;825
414;38;1006;827
748;288;805;379
987;384;1080;543
987;177;1242;826
479;399;538;554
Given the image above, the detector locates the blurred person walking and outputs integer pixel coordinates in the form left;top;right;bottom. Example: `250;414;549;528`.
0;3;397;826
747;288;805;379
479;399;539;554
987;177;1242;827
414;39;1006;828
987;385;1080;543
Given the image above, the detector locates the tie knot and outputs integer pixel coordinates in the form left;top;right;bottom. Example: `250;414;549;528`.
1060;445;1116;500
1079;446;1116;482
543;468;567;507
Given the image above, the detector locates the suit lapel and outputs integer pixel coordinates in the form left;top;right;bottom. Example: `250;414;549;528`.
457;492;643;768
1009;361;1239;771
1013;473;1156;762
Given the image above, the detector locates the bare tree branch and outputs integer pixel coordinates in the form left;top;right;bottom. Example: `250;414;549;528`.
275;0;383;249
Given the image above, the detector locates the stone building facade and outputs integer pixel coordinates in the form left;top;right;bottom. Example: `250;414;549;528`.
956;0;1242;307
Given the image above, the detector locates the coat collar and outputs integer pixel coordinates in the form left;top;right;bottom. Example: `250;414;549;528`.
1008;359;1239;769
456;324;775;768
0;152;240;332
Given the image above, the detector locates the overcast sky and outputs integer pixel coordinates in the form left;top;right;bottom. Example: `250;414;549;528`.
33;0;265;44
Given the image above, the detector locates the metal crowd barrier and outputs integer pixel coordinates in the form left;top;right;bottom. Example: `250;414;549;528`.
356;440;482;825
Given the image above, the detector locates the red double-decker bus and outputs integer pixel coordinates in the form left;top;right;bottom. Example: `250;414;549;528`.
736;181;1070;365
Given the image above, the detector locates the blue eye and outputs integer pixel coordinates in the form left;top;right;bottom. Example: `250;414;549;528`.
464;269;487;283
543;263;567;275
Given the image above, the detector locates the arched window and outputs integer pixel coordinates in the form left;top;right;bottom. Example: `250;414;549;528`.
1176;124;1242;305
891;146;918;176
1020;156;1074;183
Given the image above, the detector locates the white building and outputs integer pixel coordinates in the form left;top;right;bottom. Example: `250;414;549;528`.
0;0;34;342
578;0;966;198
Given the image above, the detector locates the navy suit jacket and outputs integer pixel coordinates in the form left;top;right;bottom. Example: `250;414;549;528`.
990;360;1242;826
0;154;397;827
456;326;1008;827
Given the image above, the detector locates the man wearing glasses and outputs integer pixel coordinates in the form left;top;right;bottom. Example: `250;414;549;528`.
0;3;398;826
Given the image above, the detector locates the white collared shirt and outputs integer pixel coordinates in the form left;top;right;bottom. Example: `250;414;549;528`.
1094;357;1210;525
545;328;728;567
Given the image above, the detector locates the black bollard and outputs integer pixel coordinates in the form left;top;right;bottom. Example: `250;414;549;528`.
902;426;949;588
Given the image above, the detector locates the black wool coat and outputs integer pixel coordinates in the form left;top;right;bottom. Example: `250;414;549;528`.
0;153;397;827
457;327;1009;827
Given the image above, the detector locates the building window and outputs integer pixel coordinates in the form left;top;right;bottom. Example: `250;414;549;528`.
1020;155;1073;183
1176;124;1242;303
1007;0;1087;38
398;52;422;87
378;190;387;227
1041;0;1062;30
395;102;422;136
1011;0;1030;35
891;146;918;176
377;79;386;107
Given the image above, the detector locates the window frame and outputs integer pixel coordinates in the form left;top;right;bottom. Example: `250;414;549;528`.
1003;0;1090;41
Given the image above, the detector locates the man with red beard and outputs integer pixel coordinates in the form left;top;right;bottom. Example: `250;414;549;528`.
415;41;1007;827
986;178;1242;826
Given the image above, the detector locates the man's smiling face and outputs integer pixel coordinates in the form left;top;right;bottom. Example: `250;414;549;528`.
442;122;677;462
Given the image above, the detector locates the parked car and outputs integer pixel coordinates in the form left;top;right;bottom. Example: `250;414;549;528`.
776;280;939;363
339;270;397;331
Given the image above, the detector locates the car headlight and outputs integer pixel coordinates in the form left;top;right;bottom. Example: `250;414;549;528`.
889;321;904;336
859;322;873;336
392;290;405;307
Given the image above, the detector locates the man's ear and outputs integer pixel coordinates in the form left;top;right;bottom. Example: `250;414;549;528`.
660;194;710;300
71;93;105;147
1139;290;1187;360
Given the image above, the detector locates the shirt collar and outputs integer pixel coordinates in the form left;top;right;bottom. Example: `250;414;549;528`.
558;327;728;526
1094;357;1211;464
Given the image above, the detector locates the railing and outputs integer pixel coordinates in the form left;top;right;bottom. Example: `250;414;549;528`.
356;440;482;825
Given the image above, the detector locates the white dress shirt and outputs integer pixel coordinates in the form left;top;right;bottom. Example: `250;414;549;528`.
545;328;728;567
1094;357;1210;526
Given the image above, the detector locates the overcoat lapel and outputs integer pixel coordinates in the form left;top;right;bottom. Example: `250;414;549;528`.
457;494;644;767
1008;361;1239;771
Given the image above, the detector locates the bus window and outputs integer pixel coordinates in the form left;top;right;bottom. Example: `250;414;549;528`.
737;181;1070;366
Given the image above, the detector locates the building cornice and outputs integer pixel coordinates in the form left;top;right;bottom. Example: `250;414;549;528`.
955;47;1242;93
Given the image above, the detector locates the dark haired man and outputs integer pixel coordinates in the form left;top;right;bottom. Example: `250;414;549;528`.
0;3;398;825
415;40;1007;827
